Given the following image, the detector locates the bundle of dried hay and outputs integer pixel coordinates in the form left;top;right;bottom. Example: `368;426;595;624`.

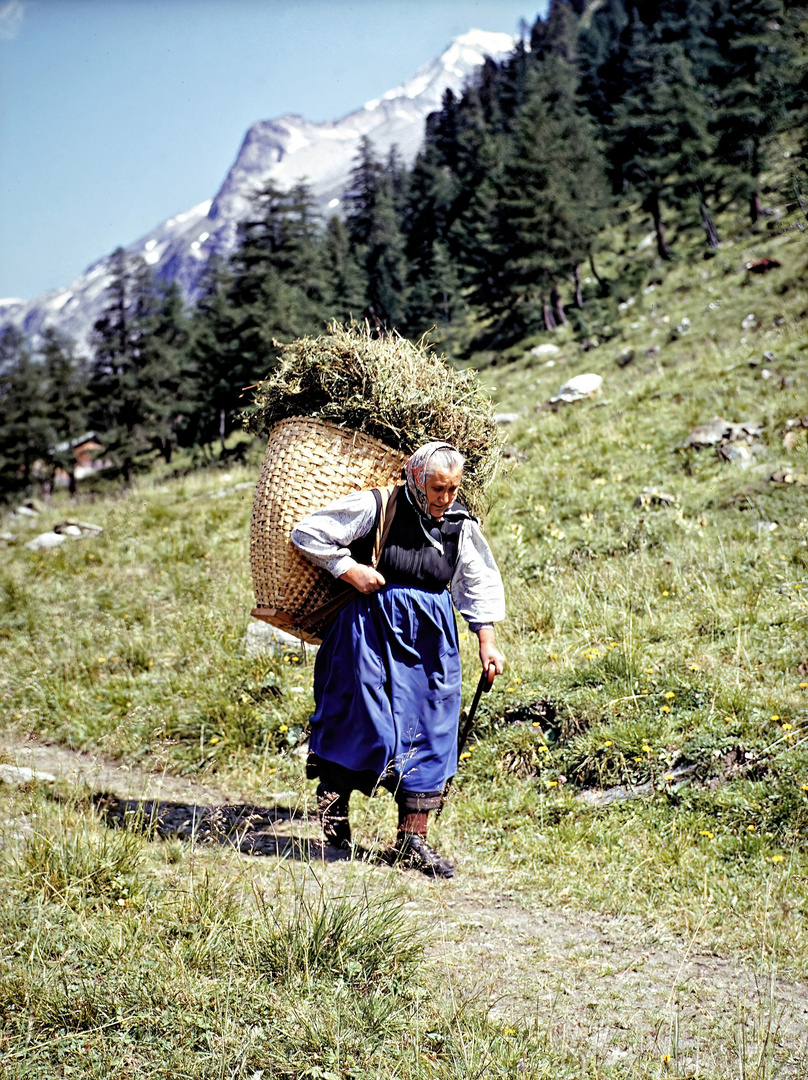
244;323;503;516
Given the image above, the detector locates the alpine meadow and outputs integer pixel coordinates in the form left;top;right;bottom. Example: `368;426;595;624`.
2;2;808;1078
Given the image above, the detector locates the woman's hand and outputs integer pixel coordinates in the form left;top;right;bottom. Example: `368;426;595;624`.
476;627;505;683
340;562;386;594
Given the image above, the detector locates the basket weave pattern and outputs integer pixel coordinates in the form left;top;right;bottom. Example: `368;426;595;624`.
250;416;408;639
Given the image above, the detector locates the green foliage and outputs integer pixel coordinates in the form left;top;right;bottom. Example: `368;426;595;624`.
88;247;190;480
21;810;146;908
0;328;53;500
256;874;425;987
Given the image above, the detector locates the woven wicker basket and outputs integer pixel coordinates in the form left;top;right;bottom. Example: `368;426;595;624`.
250;416;408;644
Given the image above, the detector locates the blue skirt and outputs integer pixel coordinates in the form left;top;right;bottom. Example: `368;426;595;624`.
308;584;461;795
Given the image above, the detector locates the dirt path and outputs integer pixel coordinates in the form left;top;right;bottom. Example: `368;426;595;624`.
3;736;807;1076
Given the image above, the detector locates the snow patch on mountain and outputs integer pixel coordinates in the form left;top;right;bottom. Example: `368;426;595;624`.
0;29;516;352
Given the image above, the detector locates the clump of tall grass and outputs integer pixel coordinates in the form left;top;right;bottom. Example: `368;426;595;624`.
254;871;425;988
21;813;145;908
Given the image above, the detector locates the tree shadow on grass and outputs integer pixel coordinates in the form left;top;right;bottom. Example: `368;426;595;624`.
92;792;389;865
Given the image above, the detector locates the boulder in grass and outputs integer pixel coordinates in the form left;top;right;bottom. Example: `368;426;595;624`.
25;532;66;551
530;343;561;359
549;373;603;405
0;763;56;784
53;520;103;537
681;416;764;449
243;620;318;658
634;487;678;509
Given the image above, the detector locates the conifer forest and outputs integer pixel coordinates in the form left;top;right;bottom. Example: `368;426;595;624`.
1;0;806;497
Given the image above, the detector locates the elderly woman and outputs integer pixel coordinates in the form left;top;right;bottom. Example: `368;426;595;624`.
291;441;505;878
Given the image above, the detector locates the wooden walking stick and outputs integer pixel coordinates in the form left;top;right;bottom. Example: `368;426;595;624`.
435;664;496;820
457;662;496;757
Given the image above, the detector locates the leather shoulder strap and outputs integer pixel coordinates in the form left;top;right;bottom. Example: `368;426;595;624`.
371;484;401;567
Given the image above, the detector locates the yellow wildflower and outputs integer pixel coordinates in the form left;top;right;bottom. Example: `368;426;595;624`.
661;705;670;713
279;724;288;733
771;855;785;863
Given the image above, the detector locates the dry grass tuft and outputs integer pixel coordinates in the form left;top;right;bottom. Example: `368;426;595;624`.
243;322;504;516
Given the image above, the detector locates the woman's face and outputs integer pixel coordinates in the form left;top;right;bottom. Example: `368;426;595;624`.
424;465;463;520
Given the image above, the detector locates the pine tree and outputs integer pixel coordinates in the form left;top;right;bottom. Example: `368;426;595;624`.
185;258;253;454
606;6;717;255
344;136;384;250
707;0;792;222
37;328;90;494
0;328;51;499
321;215;366;322
88;248;187;481
343;138;410;329
484;54;611;340
227;180;328;372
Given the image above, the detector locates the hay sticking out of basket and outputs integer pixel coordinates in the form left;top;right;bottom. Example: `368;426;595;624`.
244;324;503;516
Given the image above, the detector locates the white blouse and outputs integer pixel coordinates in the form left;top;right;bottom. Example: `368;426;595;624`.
291;489;505;631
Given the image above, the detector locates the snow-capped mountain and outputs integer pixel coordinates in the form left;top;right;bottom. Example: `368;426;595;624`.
0;29;516;352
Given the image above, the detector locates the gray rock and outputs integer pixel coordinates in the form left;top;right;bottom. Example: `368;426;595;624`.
718;443;753;466
682;416;764;449
634;487;677;508
53;519;103;536
550;373;603;404
13;506;39;518
25;532;67;551
493;412;520;425
243;620;318;658
0;763;56;784
741;313;757;330
530;343;561;359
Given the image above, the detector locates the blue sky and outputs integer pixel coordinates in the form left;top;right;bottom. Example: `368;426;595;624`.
0;0;540;301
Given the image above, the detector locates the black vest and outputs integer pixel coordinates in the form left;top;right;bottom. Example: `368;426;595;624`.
376;490;470;592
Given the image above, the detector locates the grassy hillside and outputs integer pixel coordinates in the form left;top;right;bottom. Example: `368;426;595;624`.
1;192;807;1077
